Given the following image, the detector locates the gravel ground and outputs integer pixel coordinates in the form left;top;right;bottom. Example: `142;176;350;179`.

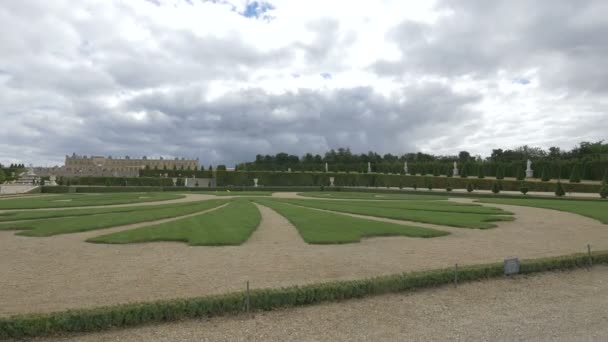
1;195;608;317
41;266;608;342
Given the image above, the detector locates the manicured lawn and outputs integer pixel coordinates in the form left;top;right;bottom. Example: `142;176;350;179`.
255;199;448;244
476;198;608;224
269;199;513;229
0;193;185;209
298;192;447;200
198;191;273;196
0;200;228;236
283;199;507;215
0;201;220;222
88;200;261;246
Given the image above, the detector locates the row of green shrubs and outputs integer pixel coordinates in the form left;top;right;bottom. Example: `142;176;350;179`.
41;186;323;194
215;171;603;193
1;251;605;339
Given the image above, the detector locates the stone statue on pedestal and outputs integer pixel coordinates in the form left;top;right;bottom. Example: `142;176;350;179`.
404;161;408;175
367;162;371;173
525;159;533;178
453;161;459;177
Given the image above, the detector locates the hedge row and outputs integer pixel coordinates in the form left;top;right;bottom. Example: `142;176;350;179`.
1;251;605;339
139;170;213;178
215;171;602;193
41;186;324;194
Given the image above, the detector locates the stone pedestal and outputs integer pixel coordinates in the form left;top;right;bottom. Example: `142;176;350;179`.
172;178;177;186
253;178;259;187
329;177;335;187
367;162;371;173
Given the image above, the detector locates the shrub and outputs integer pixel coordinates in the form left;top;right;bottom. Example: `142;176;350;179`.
541;167;550;182
491;182;500;194
569;164;581;183
446;187;452;192
603;169;608;185
520;187;529;195
496;165;504;180
412;183;417;190
466;183;474;193
555;182;565;197
515;165;525;181
477;166;485;179
600;185;608;199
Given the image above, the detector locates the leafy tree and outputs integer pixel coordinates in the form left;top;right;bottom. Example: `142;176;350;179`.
555;182;565;197
569;164;581;183
0;169;5;183
491;182;500;194
216;165;227;171
466;183;474;193
208;165;213;172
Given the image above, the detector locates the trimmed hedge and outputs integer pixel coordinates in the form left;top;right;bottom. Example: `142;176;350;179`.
1;251;607;339
215;171;602;193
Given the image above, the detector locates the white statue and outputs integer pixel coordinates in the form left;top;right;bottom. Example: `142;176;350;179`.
404;161;408;174
525;159;533;178
325;162;328;172
453;161;459;177
367;162;371;173
329;177;335;187
253;178;259;187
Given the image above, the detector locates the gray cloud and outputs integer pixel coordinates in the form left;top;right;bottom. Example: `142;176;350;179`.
1;0;606;166
375;0;608;95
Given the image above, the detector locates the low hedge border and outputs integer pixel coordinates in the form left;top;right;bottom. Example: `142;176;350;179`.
1;251;606;339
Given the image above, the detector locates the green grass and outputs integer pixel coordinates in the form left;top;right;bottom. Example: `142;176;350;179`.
198;191;273;196
476;198;608;224
270;199;513;229
0;193;185;209
255;199;447;243
0;202;208;222
88;200;261;246
284;198;508;215
298;191;447;200
0;200;228;237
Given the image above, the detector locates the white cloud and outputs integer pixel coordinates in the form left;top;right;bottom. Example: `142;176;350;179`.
0;0;607;166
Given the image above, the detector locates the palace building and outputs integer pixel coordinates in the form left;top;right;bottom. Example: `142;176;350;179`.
60;153;199;177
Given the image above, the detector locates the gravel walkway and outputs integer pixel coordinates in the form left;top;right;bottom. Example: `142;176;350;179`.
40;266;608;341
2;196;608;317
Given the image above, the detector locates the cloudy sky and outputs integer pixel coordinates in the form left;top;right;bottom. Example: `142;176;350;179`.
1;0;607;166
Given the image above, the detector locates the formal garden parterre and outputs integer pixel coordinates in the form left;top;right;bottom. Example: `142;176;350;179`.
1;190;608;338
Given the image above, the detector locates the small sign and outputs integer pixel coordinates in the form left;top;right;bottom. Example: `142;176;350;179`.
504;258;520;275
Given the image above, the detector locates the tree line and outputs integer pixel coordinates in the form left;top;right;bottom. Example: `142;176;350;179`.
236;141;608;181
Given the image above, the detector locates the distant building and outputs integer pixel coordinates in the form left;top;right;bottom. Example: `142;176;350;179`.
36;154;200;177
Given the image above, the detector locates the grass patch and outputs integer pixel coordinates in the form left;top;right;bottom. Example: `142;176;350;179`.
271;199;513;229
0;193;185;210
255;199;447;243
1;251;606;339
298;191;447;200
0;200;228;237
88;200;261;246
198;191;273;197
0;202;208;222
476;197;608;224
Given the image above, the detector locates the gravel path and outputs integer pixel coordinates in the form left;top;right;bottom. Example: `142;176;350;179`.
1;198;608;317
40;266;608;342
